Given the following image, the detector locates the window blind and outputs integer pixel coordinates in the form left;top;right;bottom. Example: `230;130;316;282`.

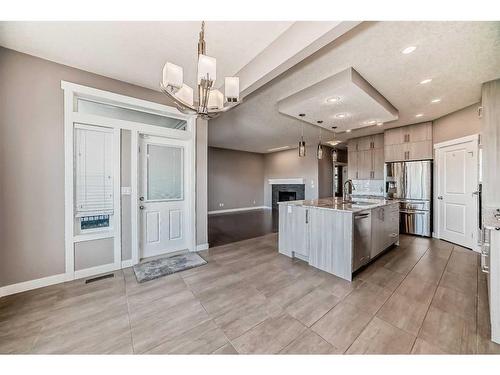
74;126;114;217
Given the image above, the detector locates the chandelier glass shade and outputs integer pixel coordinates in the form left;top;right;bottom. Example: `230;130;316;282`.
160;22;241;119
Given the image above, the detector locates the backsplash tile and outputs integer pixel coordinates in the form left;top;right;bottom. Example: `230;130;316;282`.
351;179;385;197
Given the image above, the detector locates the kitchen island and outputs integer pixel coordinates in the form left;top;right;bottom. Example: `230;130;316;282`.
278;197;399;281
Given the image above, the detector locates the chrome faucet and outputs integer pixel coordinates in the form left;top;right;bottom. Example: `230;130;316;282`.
343;179;355;202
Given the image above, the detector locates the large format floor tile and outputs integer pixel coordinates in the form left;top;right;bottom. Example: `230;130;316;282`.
0;231;495;355
232;313;306;354
346;317;415;354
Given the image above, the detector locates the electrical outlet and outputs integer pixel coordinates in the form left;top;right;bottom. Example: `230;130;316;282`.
253;200;256;205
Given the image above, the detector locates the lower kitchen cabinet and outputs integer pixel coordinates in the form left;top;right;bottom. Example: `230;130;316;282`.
308;208;353;280
278;204;309;259
371;204;399;258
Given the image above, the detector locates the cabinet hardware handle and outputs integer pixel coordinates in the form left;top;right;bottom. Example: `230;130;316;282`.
305;210;309;224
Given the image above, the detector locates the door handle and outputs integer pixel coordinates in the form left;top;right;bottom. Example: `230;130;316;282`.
139;205;145;210
437;196;443;200
139;196;145;201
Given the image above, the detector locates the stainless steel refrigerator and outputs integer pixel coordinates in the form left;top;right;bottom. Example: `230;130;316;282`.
385;160;432;237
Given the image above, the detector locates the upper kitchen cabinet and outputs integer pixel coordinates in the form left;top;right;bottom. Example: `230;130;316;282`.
347;134;384;180
384;122;433;162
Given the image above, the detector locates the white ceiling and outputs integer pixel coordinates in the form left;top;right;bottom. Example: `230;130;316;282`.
278;67;399;132
209;21;500;153
0;21;293;90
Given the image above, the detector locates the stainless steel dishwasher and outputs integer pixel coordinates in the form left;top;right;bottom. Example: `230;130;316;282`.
352;210;372;272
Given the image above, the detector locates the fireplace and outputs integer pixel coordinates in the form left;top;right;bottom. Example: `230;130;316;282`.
271;184;305;209
279;191;297;202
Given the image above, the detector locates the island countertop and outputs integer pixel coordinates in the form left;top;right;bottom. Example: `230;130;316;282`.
278;197;397;213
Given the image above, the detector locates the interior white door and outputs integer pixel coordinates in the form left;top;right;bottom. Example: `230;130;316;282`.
437;139;478;249
139;135;187;259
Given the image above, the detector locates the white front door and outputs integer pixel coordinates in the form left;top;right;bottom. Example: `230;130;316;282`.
139;135;187;259
437;137;478;249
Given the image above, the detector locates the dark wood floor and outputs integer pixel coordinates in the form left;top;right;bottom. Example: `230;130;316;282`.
208;209;278;247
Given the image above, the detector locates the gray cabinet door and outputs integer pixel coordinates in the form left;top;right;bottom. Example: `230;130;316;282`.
308;209;352;281
278;204;293;257
409;140;433;160
372;148;385;179
358;150;372;179
371;207;385;258
291;206;309;257
385;127;404;145
348;151;358;179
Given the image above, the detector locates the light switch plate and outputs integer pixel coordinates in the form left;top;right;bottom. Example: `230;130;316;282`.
121;186;132;195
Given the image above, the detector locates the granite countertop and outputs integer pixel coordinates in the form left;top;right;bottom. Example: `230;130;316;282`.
278;197;398;213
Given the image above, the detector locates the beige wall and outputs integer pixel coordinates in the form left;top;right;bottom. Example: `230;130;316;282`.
0;47;208;287
432;103;481;144
208;147;265;211
263;146;319;207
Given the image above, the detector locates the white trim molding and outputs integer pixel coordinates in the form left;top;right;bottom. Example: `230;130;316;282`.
121;259;134;269
208;206;271;215
268;178;305;185
62;80;197;282
0;273;67;298
73;263;119;280
433;134;479;149
196;243;209;251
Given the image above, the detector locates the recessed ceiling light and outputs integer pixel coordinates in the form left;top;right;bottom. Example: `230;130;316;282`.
402;46;417;54
267;146;290;152
415;113;424;118
346;129;352;133
420;78;432;85
335;113;347;119
327;96;341;103
376;122;384;126
431;98;441;103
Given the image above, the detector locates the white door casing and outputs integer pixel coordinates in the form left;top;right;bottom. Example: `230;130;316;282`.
139;135;188;258
435;135;479;250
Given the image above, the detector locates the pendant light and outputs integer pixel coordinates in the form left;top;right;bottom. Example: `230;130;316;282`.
331;129;338;162
316;123;324;160
298;114;306;157
298;124;306;157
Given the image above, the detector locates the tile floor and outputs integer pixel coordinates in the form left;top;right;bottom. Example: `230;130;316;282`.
1;233;499;354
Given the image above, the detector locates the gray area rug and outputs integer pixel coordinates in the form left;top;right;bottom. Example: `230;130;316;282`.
133;252;207;283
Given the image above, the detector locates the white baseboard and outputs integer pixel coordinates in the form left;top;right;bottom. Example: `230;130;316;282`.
74;263;119;280
121;259;134;268
196;243;209;251
208;206;271;215
0;273;67;298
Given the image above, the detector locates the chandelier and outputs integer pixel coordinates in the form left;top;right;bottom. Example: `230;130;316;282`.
160;21;241;119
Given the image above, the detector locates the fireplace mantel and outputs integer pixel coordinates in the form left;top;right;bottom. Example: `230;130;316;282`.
268;178;304;185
